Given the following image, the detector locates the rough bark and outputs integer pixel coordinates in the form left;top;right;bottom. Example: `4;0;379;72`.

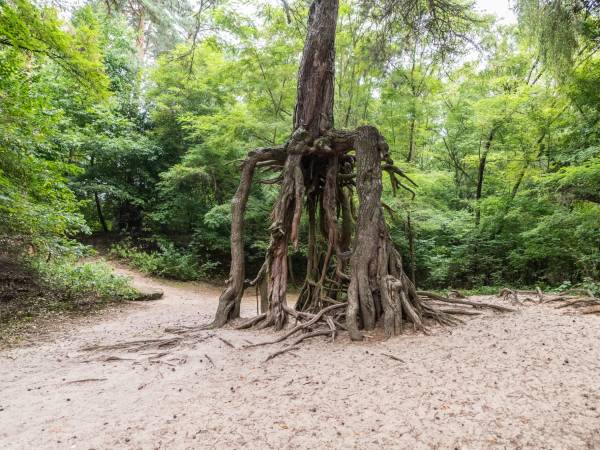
293;0;338;137
346;126;426;340
262;0;339;330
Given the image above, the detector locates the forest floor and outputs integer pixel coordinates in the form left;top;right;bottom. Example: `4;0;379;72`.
1;263;599;450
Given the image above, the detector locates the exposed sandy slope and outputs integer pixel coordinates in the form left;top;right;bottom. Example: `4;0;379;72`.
1;264;600;450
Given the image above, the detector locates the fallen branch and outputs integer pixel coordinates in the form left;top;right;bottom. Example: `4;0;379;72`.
81;337;182;352
204;354;215;367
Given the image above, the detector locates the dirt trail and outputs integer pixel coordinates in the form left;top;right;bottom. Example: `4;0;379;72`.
1;264;600;449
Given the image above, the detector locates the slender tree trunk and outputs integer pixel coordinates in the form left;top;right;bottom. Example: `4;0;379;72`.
136;8;146;61
406;211;416;285
94;192;109;232
406;114;416;163
212;146;286;326
475;126;499;225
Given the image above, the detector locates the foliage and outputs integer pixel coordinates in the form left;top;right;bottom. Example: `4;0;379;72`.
1;0;599;294
0;252;137;343
110;240;218;280
33;257;137;300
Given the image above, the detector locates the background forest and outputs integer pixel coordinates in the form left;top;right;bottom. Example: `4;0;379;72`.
1;0;600;299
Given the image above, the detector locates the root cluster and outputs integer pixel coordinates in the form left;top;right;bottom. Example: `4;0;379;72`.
208;124;517;344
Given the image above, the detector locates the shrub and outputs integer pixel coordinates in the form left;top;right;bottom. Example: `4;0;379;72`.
110;240;217;281
32;257;137;301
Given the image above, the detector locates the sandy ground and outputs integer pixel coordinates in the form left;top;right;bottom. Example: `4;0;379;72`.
1;265;600;450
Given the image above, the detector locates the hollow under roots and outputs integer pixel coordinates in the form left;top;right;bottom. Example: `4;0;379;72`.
208;125;513;343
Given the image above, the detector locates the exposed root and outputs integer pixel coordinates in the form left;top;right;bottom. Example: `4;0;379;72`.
164;324;212;334
264;330;334;362
438;308;482;316
234;314;266;330
81;337;183;352
264;346;300;362
246;303;344;348
419;291;515;313
582;306;600;315
556;298;600;309
448;289;467;299
498;288;522;305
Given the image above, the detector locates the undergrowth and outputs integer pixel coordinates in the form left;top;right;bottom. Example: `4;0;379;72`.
109;240;218;281
1;254;137;344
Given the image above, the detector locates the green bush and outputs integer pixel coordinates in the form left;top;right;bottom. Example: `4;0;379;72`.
110;240;217;281
33;257;137;300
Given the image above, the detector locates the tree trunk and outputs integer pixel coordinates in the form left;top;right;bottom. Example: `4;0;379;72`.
136;7;146;60
94;192;109;233
293;0;337;137
475;126;498;225
207;0;490;339
406;113;416;163
211;146;286;327
406;211;416;285
263;0;339;330
346;126;430;340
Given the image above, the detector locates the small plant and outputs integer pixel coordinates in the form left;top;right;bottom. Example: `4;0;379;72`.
555;280;572;293
579;278;600;296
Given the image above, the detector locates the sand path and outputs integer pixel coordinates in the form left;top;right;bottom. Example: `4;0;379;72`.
1;264;599;449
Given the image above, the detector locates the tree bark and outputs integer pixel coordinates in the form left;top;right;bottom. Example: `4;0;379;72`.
212;146;285;327
346;126;427;340
293;0;338;136
406;211;416;284
407;113;416;163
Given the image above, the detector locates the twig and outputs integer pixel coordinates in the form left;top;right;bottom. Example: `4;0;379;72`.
218;336;236;349
264;346;300;362
67;378;107;384
381;353;405;363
